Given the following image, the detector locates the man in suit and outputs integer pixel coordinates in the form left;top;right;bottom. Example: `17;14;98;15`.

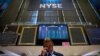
39;39;63;56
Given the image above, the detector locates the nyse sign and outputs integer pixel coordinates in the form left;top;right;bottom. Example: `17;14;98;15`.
40;4;62;8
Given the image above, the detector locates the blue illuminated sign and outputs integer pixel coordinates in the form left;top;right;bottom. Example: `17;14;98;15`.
40;0;62;8
28;0;76;10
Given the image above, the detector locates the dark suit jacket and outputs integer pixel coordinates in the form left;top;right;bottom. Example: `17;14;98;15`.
39;51;64;56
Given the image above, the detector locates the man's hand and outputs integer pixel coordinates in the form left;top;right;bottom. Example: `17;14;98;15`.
41;47;48;56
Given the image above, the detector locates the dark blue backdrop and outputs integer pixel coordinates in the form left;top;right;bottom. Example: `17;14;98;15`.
90;0;100;9
0;0;11;16
90;0;100;17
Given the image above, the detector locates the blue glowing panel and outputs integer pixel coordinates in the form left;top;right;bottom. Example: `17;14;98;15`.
38;24;68;39
40;0;62;4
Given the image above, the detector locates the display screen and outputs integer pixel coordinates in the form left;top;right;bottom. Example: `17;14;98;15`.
38;24;68;39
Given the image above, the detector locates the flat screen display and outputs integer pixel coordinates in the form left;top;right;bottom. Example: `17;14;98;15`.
38;24;68;39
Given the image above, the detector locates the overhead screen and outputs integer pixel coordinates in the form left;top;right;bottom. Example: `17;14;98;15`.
38;24;68;40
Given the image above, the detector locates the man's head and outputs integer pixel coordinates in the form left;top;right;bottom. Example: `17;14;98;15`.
43;39;54;53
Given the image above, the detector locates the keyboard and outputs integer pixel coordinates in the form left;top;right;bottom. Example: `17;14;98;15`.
0;32;18;45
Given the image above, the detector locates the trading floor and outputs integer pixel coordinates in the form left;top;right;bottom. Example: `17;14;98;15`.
0;0;100;56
